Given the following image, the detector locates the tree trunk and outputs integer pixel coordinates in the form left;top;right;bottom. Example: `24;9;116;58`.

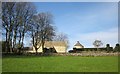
18;31;22;45
7;31;11;52
21;28;25;50
35;47;38;55
5;30;8;53
18;30;22;53
18;47;21;55
41;39;45;53
9;35;13;52
12;29;17;52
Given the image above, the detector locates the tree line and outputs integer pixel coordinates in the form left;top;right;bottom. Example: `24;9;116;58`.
2;2;69;54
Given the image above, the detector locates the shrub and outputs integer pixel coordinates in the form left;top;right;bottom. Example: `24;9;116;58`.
113;44;120;52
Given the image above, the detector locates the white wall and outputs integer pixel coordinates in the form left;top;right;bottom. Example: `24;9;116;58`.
31;46;66;53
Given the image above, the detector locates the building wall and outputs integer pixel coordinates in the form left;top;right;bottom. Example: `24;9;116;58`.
54;46;66;53
26;50;35;53
31;46;66;53
73;46;84;48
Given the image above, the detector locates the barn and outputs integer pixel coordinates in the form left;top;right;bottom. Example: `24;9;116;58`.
73;41;84;52
27;41;67;53
73;41;84;48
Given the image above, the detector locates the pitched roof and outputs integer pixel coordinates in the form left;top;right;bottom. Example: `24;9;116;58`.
44;41;67;48
74;41;83;47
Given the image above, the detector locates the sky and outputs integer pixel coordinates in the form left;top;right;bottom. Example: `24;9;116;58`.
2;0;119;2
24;2;118;50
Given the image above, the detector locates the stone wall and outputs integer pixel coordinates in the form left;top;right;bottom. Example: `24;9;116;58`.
35;52;118;56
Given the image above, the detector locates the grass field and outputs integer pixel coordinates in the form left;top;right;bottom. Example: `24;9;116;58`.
2;56;118;72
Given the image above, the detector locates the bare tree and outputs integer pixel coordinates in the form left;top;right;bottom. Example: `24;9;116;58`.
53;33;69;52
53;33;68;41
38;12;55;53
30;15;42;54
2;2;16;52
16;2;36;52
30;12;55;54
93;40;103;51
2;2;36;53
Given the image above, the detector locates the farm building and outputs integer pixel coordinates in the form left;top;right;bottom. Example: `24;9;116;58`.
73;41;84;52
73;41;84;48
27;41;67;53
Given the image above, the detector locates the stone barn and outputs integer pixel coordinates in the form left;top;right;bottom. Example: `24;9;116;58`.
28;41;67;53
73;41;84;52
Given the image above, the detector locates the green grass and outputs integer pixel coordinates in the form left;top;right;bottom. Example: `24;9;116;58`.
2;56;118;72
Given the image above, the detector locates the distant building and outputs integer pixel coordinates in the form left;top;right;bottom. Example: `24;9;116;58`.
27;41;67;53
72;41;84;53
73;41;84;49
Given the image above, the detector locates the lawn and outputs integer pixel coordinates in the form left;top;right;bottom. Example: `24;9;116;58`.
2;55;118;72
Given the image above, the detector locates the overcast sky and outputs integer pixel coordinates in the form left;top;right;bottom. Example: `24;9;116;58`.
24;2;118;50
